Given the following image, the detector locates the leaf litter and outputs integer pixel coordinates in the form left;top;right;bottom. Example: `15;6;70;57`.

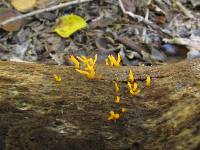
0;0;200;65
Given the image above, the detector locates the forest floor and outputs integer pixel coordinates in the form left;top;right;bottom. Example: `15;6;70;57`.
0;0;200;150
0;0;200;65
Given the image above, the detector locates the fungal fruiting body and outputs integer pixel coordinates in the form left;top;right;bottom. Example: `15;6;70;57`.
106;53;121;67
108;111;120;121
146;75;151;87
54;74;61;82
115;96;120;103
69;55;80;69
128;82;141;96
75;54;97;79
128;69;134;83
113;79;119;94
121;108;126;113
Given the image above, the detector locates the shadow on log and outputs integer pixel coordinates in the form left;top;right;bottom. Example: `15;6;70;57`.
0;59;200;150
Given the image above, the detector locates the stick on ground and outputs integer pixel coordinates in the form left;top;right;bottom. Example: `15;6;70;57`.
118;0;172;37
0;0;93;26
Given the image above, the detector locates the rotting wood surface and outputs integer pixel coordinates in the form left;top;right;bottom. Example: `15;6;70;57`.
0;59;200;150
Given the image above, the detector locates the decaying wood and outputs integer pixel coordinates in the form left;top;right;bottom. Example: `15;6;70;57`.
0;59;200;149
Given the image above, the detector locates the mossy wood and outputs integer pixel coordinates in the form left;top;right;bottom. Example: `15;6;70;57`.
0;60;200;150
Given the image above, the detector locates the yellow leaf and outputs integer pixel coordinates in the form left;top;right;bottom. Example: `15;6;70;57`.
11;0;36;12
53;14;87;38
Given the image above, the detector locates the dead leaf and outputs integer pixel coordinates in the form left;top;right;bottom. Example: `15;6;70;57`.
11;0;36;12
0;8;24;32
155;15;166;25
53;14;87;38
121;0;136;13
90;17;114;29
163;36;200;51
190;0;200;7
95;37;114;52
36;0;57;8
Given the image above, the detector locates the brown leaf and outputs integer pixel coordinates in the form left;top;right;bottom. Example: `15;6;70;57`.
0;9;24;32
121;0;136;13
36;0;57;8
155;15;166;25
11;0;36;12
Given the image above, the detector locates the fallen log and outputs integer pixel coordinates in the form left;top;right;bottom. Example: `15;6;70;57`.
0;59;200;150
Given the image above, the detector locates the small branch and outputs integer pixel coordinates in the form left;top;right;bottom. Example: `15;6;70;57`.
175;1;195;19
118;0;143;21
0;0;93;26
142;8;149;42
118;0;172;37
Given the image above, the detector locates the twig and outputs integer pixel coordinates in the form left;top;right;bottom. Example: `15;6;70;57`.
175;1;195;19
0;0;93;26
118;0;172;37
142;8;149;42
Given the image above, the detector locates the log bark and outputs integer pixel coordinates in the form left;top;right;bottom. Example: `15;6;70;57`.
0;59;200;150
